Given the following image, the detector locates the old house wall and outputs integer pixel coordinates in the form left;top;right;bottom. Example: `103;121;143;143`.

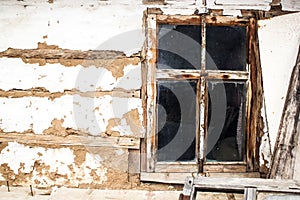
0;0;299;191
257;12;300;174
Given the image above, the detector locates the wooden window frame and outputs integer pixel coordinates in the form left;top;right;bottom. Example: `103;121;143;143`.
141;13;262;177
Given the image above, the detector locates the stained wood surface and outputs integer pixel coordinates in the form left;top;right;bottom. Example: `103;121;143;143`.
192;177;300;194
269;46;300;180
0;133;140;149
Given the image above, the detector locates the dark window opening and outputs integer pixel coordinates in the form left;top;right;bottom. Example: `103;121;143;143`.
157;80;197;162
206;81;246;162
158;25;202;70
206;26;247;71
153;20;250;169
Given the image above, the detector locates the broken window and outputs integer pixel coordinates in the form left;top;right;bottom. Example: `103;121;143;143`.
143;14;260;175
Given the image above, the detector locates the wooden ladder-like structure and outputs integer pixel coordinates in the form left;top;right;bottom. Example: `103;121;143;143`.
179;176;300;200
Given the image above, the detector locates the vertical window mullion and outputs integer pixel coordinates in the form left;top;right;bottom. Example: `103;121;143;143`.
198;15;206;172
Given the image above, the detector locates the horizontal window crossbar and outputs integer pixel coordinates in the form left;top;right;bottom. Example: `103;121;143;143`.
156;69;248;80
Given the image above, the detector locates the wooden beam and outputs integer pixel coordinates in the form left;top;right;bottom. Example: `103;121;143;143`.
0;133;140;149
191;177;300;194
269;45;300;179
0;48;126;60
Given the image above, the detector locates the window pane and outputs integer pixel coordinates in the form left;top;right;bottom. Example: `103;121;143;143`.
206;81;246;162
158;25;201;70
206;26;247;71
157;80;197;162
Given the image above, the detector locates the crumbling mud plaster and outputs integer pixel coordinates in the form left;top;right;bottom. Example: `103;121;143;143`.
0;142;109;187
0;142;134;188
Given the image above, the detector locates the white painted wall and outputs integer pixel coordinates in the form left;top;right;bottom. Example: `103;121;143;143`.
0;0;299;188
258;12;300;152
0;0;205;53
0;58;141;92
0;95;143;136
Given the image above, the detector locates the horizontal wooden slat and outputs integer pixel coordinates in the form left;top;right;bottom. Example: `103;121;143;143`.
0;89;141;99
140;172;201;184
0;48;126;60
156;69;201;79
215;0;272;6
156;15;201;25
192;177;300;194
282;0;300;11
206;16;250;26
141;172;261;184
155;162;198;173
203;164;247;173
0;133;140;149
157;69;248;80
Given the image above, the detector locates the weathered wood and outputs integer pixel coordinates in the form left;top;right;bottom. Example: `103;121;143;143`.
204;164;247;173
156;69;248;80
141;172;259;184
269;46;300;180
145;13;157;172
155;162;198;173
191;177;300;194
205;15;250;26
244;187;257;200
0;48;126;60
246;18;263;172
0;133;140;149
0;89;141;99
282;0;300;11
128;149;141;173
140;172;201;184
205;172;260;178
215;0;271;6
156;15;201;25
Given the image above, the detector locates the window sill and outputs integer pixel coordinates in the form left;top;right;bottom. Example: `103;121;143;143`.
140;172;260;184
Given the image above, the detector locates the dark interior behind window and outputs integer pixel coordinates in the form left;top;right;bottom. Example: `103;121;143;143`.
158;25;201;70
206;26;247;71
157;80;197;162
206;81;246;162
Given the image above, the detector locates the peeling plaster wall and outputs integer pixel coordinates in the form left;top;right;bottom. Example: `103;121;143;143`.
0;142;130;188
0;0;298;190
0;0;150;187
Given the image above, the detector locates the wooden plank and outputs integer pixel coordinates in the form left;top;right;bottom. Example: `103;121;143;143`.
282;0;300;11
155;162;198;173
141;172;259;184
246;17;263;172
0;89;141;99
156;15;201;25
0;48;125;60
128;149;141;173
145;13;158;172
206;15;250;26
0;133;140;149
206;172;260;178
215;0;271;6
140;172;202;184
269;45;300;180
204;164;247;173
192;177;300;194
